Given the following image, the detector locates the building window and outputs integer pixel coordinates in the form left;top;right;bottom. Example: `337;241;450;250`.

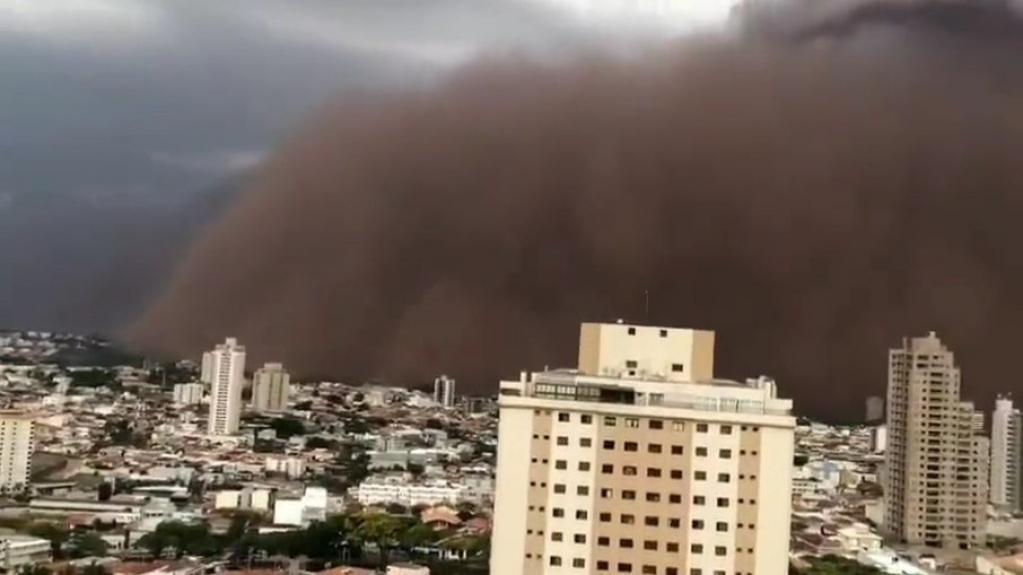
601;464;614;473
604;416;617;427
716;522;728;532
672;363;684;372
647;468;662;478
693;495;705;505
597;561;609;571
573;558;585;568
552;532;564;542
696;447;708;457
643;566;657;575
720;425;732;434
598;536;610;546
574;534;586;544
558;413;570;422
626;360;638;368
626;417;640;428
692;520;705;529
628;327;636;335
550;557;562;566
576;510;588;520
720;448;732;459
644;541;658;551
690;570;703;575
715;546;727;556
718;473;731;483
579;462;591;471
645;516;659;526
694;471;707;481
717;497;730;508
581;414;593;424
646;493;661;502
691;544;704;554
553;508;565;517
670;469;683;479
669;494;682;504
554;484;566;494
600;488;613;498
580;437;592;447
577;486;590;496
557;436;569;445
671;445;683;455
624;442;638;452
619;564;633;573
622;514;635;524
667;543;680;553
696;423;709;433
649;419;664;429
660;329;668;337
623;490;636;500
603;440;615;450
624;465;638;476
620;539;634;549
599;513;611;522
649;443;662;454
555;460;567;470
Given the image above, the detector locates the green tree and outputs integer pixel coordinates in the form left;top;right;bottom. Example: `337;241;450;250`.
355;514;405;566
400;522;440;555
70;532;110;558
26;521;70;558
18;565;53;575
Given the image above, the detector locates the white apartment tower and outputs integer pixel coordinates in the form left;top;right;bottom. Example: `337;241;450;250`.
252;363;290;412
173;382;204;406
884;332;988;549
991;395;1021;510
491;322;796;575
0;412;35;492
207;338;246;436
200;351;214;384
434;375;456;408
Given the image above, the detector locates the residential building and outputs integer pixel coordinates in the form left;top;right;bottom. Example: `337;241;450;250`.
200;351;214;384
865;396;884;423
265;455;306;478
273;486;329;527
883;332;988;549
353;477;472;507
0;411;34;492
991;395;1021;509
252;362;290;412
0;535;51;570
490;322;796;575
434;375;456;408
206;338;245;436
173;383;204;406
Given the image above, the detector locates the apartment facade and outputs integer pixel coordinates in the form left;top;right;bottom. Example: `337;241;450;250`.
0;412;34;492
491;322;795;575
883;332;988;549
252;362;290;412
991;395;1021;510
207;337;246;436
173;382;204;406
434;375;457;408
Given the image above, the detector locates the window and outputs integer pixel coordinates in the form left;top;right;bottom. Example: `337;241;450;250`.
601;464;614;473
667;543;680;553
693;495;706;505
644;540;658;551
623;490;636;500
558;412;570;422
555;460;568;470
669;494;682;504
648;443;662;454
670;469;683;479
696;447;708;457
576;486;589;496
717;497;730;508
599;513;611;522
557;437;569;446
669;518;681;528
649;419;664;429
671;445;684;455
715;546;727;556
721;425;733;434
620;539;634;549
597;561;609;571
672;421;684;431
647;468;662;478
660;329;668;337
580;437;592;447
691;544;704;554
552;532;564;542
718;473;731;483
624;465;638;476
574;534;586;544
573;558;585;568
621;514;635;524
576;510;588;520
628;327;636;335
626;360;638;368
720;448;732;459
579;462;591;471
672;363;684;372
646;492;661;502
716;522;728;532
696;423;709;433
645;516;659;526
550;557;562;566
643;567;657;575
603;440;615;450
694;471;707;481
604;416;617;427
692;519;705;529
553;508;565;517
690;570;703;575
626;417;639;428
619;564;633;573
624;441;638;451
581;414;593;424
598;536;610;546
554;484;566;494
600;488;613;498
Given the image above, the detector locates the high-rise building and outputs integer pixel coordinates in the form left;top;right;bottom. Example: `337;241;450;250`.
0;412;35;492
990;395;1021;510
491;322;795;575
173;383;204;406
883;332;988;549
207;338;246;436
434;375;456;408
865;396;885;423
252;363;290;412
200;351;214;384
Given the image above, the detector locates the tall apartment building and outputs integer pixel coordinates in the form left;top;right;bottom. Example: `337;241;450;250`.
173;383;204;406
0;412;35;492
491;322;796;575
200;351;214;384
865;396;885;423
883;332;988;549
252;363;290;412
207;338;246;436
434;375;456;408
990;395;1021;510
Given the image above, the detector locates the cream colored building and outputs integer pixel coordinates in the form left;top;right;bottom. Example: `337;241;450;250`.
173;382;204;406
991;395;1020;510
0;412;35;492
207;337;246;436
883;332;988;549
252;362;290;412
491;322;796;575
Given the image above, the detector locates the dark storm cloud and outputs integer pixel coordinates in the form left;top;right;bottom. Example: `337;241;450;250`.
127;0;1023;420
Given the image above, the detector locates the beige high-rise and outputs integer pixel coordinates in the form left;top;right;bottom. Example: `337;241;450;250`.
883;332;988;549
491;322;796;575
0;411;35;492
252;362;290;412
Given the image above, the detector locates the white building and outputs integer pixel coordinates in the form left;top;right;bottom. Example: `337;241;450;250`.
0;412;34;492
871;425;887;454
252;363;290;412
991;395;1021;509
273;487;328;527
206;338;245;436
354;477;471;507
0;535;51;570
173;383;204;406
265;456;306;478
434;375;456;408
200;351;214;384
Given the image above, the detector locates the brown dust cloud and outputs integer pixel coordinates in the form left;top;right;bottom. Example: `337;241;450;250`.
127;0;1023;421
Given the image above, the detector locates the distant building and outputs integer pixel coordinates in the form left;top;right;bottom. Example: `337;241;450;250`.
991;395;1021;509
865;395;884;423
871;425;887;454
173;383;204;406
883;332;988;548
206;338;245;436
433;375;456;408
0;412;34;492
273;486;328;527
354;477;471;507
0;535;51;570
200;351;214;384
252;363;290;412
265;455;306;478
